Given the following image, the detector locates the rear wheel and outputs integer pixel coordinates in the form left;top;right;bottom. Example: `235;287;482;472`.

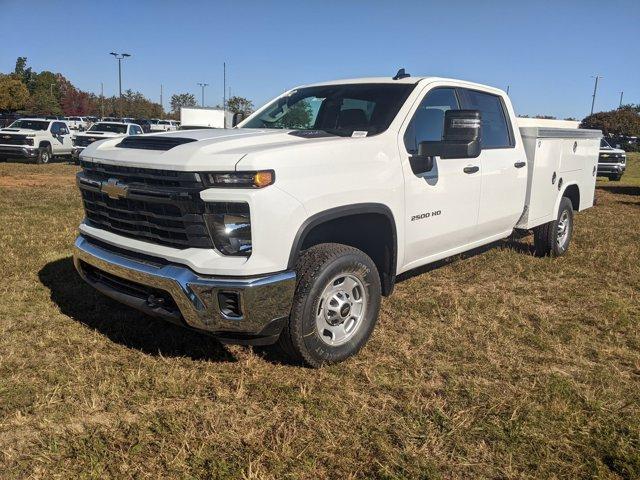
36;145;52;164
534;197;574;257
609;174;622;181
277;243;381;367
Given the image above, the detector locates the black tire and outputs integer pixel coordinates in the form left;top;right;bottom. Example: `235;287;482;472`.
609;174;622;182
533;197;574;257
277;243;382;368
36;145;52;164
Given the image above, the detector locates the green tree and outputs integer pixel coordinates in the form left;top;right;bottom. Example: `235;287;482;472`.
14;57;34;90
581;108;640;136
226;96;254;116
28;89;61;115
0;74;30;111
170;93;197;114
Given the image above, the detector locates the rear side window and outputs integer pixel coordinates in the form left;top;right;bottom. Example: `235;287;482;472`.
458;89;513;148
403;88;459;154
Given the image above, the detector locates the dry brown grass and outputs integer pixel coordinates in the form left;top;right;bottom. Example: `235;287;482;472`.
0;156;638;479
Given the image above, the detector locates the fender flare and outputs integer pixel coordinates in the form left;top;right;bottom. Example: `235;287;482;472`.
287;203;398;293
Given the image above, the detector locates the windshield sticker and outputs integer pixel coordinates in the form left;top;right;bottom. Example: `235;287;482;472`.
352;131;368;138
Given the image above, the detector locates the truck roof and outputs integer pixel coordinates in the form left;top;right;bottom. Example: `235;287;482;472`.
301;76;507;95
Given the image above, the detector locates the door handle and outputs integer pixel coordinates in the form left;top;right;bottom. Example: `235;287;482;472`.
514;161;526;168
463;166;479;174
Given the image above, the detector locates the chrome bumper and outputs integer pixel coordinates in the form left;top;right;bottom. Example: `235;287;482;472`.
597;163;626;174
73;236;296;340
0;145;39;158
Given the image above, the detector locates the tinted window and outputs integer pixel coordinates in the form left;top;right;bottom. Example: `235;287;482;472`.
9;120;50;131
51;122;66;134
404;88;459;153
89;123;128;134
459;89;512;148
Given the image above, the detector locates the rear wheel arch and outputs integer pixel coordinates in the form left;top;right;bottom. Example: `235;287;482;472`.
288;204;398;296
562;183;580;211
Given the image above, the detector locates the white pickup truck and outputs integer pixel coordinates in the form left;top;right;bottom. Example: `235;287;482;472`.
73;73;601;367
72;122;144;161
0;118;73;163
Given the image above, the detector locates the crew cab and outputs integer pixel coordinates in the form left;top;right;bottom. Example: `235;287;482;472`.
597;138;626;181
72;122;144;161
0;118;73;163
73;73;601;367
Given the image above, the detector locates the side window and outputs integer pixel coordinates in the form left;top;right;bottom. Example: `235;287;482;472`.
404;88;459;154
458;89;512;148
51;122;63;135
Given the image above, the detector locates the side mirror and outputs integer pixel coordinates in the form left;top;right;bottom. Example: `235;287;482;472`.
419;110;482;159
232;112;245;127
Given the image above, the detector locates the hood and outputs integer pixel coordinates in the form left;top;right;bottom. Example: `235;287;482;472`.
76;131;124;139
80;128;352;171
0;128;39;135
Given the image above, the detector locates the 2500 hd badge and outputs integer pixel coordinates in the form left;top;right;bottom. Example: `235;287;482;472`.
411;210;442;221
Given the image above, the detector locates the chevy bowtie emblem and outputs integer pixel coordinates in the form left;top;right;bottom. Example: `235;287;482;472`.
101;178;128;199
2;135;10;139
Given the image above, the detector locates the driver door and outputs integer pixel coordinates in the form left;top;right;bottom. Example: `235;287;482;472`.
51;122;73;154
399;86;482;271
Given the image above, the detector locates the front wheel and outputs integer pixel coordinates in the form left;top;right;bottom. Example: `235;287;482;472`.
534;197;574;257
36;145;52;164
277;243;381;367
609;174;622;181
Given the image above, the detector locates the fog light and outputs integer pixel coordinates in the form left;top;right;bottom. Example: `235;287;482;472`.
218;291;242;318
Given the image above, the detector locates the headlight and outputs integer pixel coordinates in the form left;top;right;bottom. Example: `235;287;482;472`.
24;138;34;146
200;170;274;188
204;202;252;256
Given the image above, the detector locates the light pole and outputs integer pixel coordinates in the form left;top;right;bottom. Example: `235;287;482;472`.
619;91;624;108
197;82;209;107
590;75;602;115
109;52;131;97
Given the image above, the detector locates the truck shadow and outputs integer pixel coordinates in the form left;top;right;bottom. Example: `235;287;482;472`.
597;185;640;196
38;257;237;363
396;238;535;284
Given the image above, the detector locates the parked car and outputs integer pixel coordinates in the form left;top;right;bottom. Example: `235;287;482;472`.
73;72;601;367
72;121;144;161
597;138;626;181
133;118;152;133
0;118;73;163
150;119;178;132
0;112;22;128
66;116;89;132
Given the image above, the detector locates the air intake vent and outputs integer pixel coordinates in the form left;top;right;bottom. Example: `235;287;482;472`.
116;136;197;151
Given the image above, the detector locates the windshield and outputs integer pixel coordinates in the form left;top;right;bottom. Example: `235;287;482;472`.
243;83;415;136
8;120;50;131
88;123;128;134
600;139;612;149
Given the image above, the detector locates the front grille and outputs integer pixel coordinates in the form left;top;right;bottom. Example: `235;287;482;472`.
79;162;213;249
75;135;104;147
599;154;623;163
116;136;196;151
0;134;28;145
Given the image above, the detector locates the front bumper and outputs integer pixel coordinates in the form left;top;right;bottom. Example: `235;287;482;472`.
0;145;39;158
73;235;296;343
597;162;626;175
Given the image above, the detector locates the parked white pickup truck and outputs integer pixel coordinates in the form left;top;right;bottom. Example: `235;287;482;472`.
72;122;144;161
73;72;601;367
0;118;73;163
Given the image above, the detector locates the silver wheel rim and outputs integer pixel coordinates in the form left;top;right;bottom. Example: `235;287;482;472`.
316;274;366;346
42;151;49;163
556;210;570;249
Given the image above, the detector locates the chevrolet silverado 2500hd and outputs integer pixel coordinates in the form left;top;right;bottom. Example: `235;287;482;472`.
73;73;601;367
0;118;73;163
597;138;626;181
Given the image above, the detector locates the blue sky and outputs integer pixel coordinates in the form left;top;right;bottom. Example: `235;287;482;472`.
1;0;638;119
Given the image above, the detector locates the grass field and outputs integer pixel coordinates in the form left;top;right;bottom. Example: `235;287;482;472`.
0;155;638;479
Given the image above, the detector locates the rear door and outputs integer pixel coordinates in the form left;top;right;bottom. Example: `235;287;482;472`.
457;88;527;240
399;86;482;270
